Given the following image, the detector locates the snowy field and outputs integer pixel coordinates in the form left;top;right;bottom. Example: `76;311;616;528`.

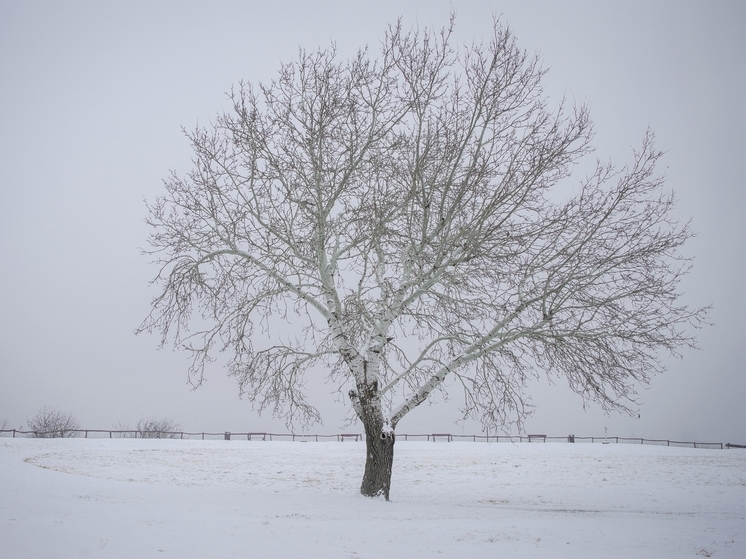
1;438;744;558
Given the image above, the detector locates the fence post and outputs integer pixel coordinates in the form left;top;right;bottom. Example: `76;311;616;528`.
224;432;231;441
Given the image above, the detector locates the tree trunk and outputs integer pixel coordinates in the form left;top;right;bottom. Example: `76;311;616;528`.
361;421;395;500
350;381;395;500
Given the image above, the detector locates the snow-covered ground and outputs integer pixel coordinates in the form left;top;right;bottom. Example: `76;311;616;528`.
1;438;744;558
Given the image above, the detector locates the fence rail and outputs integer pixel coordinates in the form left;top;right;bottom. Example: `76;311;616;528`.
0;429;362;442
0;429;740;449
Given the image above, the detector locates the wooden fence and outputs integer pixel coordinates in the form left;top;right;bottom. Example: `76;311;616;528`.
0;429;739;449
396;433;727;449
0;429;362;442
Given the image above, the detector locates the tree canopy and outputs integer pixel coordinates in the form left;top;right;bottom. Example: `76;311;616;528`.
139;18;707;498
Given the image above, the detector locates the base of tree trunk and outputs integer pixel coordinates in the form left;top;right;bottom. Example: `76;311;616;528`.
360;429;395;500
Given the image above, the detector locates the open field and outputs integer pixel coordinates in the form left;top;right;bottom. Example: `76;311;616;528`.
1;438;744;558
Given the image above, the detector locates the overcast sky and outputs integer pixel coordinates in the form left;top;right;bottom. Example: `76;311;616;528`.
1;1;744;443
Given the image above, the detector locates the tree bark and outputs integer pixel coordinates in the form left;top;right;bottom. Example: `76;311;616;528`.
361;422;395;500
350;382;395;500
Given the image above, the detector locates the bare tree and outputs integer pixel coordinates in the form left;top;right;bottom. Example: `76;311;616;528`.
0;417;9;431
139;18;707;499
135;417;182;439
27;406;80;438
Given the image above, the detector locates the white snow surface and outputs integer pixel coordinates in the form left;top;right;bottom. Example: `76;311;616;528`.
1;438;744;558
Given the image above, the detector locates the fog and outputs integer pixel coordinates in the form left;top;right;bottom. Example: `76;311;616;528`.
1;1;744;443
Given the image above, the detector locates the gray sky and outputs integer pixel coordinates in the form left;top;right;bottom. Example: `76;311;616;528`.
1;1;744;443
